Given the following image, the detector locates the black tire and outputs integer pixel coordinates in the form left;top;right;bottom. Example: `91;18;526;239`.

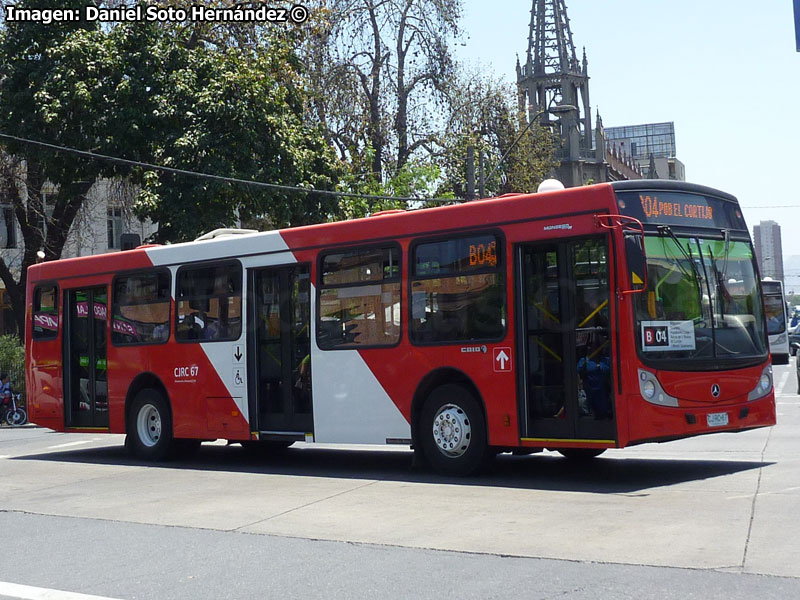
125;389;173;461
5;407;27;426
557;448;606;460
419;384;488;476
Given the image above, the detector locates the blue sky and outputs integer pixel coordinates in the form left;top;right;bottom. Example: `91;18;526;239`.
455;1;800;266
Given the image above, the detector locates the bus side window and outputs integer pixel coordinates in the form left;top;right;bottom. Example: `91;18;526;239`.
32;284;59;340
318;246;401;350
410;233;505;344
176;262;242;343
112;271;171;345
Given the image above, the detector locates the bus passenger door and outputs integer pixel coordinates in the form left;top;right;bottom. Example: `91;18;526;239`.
248;265;313;436
517;238;616;443
63;287;109;429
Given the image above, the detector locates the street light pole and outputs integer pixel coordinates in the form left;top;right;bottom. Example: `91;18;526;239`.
485;103;577;186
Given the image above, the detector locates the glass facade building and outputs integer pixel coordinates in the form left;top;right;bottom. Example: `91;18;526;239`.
604;122;676;161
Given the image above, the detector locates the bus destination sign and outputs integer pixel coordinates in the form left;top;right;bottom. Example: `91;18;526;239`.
615;191;746;230
639;195;713;222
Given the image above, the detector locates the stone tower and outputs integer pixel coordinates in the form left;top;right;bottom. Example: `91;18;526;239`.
516;0;639;186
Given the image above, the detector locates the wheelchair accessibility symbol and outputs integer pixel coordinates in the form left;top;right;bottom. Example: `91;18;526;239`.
233;368;244;387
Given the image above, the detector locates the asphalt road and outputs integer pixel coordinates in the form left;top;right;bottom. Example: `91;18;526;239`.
1;360;798;599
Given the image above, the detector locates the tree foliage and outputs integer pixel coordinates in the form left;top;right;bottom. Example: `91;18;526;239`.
0;0;118;335
114;23;342;241
0;2;343;338
435;72;557;198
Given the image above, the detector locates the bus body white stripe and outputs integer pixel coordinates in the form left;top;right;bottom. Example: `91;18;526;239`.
310;349;411;444
144;230;290;267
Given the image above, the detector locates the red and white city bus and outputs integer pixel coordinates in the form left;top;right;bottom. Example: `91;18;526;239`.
25;180;776;474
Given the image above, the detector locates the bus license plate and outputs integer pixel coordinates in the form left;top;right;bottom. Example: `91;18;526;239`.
707;412;729;427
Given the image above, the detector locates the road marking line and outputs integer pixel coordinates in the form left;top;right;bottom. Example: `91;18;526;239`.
46;440;99;450
776;369;790;395
0;581;122;600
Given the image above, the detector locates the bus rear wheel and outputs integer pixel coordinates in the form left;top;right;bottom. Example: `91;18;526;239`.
419;384;488;476
126;389;174;461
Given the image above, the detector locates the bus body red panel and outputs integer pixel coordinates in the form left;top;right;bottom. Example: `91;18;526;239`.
656;366;763;406
625;393;775;444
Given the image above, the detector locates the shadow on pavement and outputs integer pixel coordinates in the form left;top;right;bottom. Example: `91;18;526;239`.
12;442;772;494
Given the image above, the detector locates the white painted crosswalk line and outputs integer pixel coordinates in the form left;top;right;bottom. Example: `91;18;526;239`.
0;581;123;600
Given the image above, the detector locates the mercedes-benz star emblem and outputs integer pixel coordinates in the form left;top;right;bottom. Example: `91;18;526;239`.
711;384;721;398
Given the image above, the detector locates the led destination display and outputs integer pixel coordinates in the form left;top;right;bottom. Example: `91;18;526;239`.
615;191;747;230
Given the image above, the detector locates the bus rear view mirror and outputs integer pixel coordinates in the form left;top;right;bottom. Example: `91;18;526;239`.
595;214;647;296
625;233;647;294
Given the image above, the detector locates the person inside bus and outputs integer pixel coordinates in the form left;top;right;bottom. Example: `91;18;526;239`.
152;320;169;342
577;338;612;419
187;310;206;340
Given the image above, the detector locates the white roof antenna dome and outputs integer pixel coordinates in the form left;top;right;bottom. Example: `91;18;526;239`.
537;178;565;193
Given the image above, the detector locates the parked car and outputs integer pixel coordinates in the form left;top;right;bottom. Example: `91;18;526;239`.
789;323;800;357
797;341;800;394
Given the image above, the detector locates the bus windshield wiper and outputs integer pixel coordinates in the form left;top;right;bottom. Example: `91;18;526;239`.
720;229;731;281
657;225;701;284
707;246;726;319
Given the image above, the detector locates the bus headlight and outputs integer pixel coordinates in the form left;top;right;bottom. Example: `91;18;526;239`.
774;333;786;344
747;366;773;401
638;369;679;407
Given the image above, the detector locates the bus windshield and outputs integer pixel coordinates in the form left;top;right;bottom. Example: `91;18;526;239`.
634;234;767;365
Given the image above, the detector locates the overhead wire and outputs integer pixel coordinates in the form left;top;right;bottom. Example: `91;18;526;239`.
5;131;798;209
0;132;461;205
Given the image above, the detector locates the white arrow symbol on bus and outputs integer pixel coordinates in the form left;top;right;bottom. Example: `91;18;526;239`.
496;350;509;370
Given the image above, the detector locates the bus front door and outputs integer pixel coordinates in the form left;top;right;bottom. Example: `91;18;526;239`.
517;238;616;444
64;286;109;429
248;265;313;436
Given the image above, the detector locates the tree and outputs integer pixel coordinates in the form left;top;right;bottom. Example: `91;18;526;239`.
117;23;342;241
435;72;557;199
0;4;344;337
0;0;119;336
305;0;462;186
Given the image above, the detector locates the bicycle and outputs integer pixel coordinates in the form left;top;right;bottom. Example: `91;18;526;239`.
3;392;27;426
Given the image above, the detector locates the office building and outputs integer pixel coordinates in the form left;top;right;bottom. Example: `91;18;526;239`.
753;220;784;281
604;122;686;181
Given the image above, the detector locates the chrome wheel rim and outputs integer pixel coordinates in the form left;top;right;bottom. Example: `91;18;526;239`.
432;403;471;457
136;403;162;447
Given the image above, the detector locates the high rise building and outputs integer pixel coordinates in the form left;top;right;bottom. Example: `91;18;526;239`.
604;122;686;181
753;220;784;281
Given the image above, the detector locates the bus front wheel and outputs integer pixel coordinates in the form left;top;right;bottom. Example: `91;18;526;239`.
126;389;174;461
419;384;488;476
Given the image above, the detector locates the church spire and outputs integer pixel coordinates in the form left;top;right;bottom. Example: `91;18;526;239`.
517;1;597;187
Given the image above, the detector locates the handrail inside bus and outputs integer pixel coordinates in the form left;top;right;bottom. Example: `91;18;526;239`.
594;214;648;297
